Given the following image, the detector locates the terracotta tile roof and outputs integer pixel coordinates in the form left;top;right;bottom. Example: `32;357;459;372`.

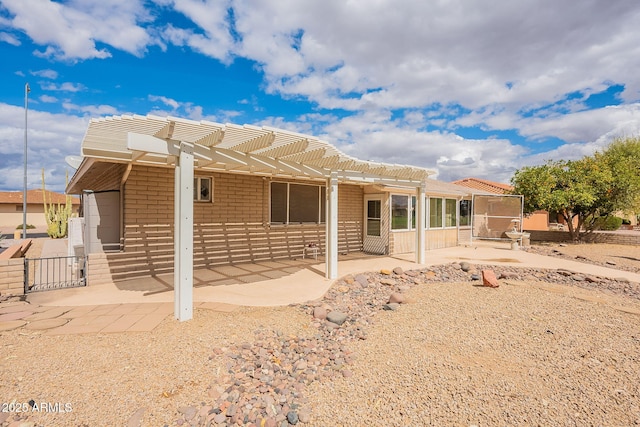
0;189;80;205
451;177;514;194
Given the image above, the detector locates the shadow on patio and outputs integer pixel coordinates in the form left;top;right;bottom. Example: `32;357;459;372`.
114;252;380;295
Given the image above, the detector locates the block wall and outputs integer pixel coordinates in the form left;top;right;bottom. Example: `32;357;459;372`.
101;166;363;281
0;258;24;296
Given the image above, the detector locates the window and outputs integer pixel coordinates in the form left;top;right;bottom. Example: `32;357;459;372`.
459;199;471;226
445;199;457;227
193;177;212;202
429;198;443;228
391;195;409;230
367;200;382;236
270;182;325;224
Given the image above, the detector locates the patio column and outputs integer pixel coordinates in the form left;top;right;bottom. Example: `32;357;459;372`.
174;141;194;321
326;171;338;279
415;181;426;264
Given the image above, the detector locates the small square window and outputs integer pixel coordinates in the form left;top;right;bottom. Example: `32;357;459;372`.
194;177;212;202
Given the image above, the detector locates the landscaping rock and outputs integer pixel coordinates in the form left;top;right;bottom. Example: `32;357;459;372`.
383;303;400;311
326;311;347;325
355;274;369;287
388;293;405;304
393;267;404;275
313;306;327;320
482;270;499;288
460;262;471;272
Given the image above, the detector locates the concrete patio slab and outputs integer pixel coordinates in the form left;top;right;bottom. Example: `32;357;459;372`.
24;318;69;330
0;310;34;321
0;320;27;331
3;240;638;336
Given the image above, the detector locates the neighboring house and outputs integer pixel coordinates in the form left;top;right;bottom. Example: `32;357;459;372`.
0;189;80;231
452;177;549;231
66;115;490;292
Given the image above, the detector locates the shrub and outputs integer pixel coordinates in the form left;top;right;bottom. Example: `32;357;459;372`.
16;224;36;230
594;216;623;230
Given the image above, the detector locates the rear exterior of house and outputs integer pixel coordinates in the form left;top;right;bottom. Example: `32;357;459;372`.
67;115;479;286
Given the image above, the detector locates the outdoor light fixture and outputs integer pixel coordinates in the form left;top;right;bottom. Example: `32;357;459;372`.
23;83;30;239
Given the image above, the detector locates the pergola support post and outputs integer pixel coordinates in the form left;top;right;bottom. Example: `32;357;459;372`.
174;142;194;321
326;172;338;279
416;181;426;264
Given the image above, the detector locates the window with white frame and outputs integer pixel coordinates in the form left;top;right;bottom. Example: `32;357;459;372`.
445;198;457;227
428;197;458;228
429;198;443;228
391;195;409;230
391;195;420;230
270;182;326;224
459;199;471;226
194;176;212;202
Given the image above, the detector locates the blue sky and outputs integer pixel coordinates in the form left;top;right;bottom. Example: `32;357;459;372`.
1;0;640;193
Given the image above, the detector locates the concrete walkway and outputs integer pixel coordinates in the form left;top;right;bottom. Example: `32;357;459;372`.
2;240;639;335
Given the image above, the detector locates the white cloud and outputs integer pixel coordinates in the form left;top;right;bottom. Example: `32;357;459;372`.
31;69;58;79
229;0;640;116
2;0;152;60
39;95;58;103
158;0;235;62
149;94;180;110
0;103;87;192
41;82;85;92
62;102;119;116
0;31;20;45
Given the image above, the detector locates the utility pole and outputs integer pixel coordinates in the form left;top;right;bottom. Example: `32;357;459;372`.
23;83;30;239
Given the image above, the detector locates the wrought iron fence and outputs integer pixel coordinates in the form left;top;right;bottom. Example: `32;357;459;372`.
24;255;87;293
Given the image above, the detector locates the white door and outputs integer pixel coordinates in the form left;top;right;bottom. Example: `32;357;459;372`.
363;195;386;254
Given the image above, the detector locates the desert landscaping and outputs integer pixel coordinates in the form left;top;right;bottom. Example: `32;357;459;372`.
1;242;639;426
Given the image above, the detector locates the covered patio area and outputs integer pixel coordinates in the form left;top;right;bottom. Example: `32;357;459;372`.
67;115;434;321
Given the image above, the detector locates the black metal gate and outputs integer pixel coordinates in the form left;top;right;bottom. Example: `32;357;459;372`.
24;256;88;293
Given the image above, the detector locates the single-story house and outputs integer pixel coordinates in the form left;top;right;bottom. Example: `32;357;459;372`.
0;189;80;232
67;115;500;319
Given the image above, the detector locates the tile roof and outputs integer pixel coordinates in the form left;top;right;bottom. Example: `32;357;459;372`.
451;177;513;194
0;189;80;205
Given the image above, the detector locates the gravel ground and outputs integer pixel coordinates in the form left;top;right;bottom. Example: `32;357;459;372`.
1;244;639;426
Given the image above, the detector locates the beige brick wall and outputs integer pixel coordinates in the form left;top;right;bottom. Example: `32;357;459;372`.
101;166;364;281
528;230;640;245
0;258;24;296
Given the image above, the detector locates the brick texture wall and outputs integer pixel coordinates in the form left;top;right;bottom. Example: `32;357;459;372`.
0;258;24;296
527;230;640;245
101;166;363;281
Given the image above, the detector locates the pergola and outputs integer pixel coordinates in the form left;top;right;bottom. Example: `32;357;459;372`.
68;114;434;321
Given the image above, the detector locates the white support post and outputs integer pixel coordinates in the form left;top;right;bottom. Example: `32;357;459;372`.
174;142;194;321
416;181;426;264
325;172;338;279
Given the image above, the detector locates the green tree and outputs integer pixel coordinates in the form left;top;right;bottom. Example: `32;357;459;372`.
595;137;640;215
511;136;640;240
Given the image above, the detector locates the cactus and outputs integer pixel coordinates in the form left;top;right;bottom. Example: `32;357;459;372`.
42;169;73;239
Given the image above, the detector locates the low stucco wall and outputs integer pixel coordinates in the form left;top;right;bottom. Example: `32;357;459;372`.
527;230;640;246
